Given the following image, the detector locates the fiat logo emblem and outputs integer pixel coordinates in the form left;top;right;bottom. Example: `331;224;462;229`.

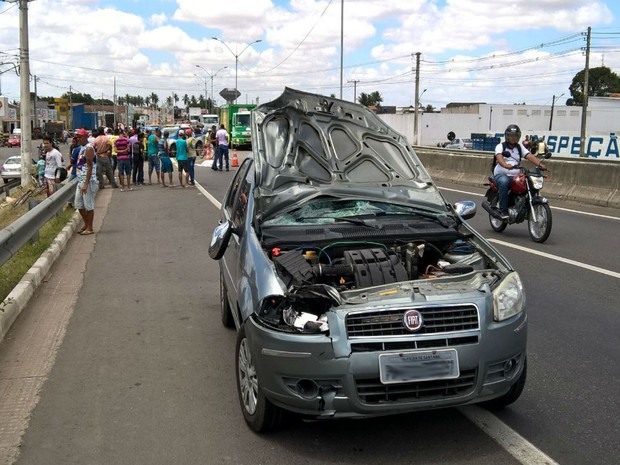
403;310;423;332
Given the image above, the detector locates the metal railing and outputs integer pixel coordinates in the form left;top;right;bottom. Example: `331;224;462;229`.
0;179;77;267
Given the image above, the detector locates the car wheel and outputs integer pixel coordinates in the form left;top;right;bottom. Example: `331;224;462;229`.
220;273;235;328
236;325;284;432
482;357;527;410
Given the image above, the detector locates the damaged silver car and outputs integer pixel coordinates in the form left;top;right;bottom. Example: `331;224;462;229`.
209;87;527;432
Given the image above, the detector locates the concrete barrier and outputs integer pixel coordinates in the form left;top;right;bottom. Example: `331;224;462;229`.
414;148;620;209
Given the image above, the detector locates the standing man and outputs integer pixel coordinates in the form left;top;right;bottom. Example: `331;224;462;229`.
74;128;98;235
146;129;161;185
93;126;118;189
215;124;230;171
185;128;197;186
42;135;64;197
175;131;190;188
114;130;132;191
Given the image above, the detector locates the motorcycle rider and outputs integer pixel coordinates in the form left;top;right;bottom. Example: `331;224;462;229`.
494;124;546;219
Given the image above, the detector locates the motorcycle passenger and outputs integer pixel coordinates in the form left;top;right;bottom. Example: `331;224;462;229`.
494;124;546;220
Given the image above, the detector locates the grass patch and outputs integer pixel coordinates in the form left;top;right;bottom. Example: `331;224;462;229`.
0;185;75;304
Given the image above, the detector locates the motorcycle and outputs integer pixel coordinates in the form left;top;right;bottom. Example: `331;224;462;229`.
482;160;552;243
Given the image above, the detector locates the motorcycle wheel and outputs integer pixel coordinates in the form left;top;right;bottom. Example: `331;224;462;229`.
488;193;507;233
528;202;552;243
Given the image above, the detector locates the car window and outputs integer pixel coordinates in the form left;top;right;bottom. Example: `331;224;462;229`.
224;158;252;227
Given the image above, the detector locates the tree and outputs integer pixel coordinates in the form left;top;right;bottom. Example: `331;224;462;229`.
568;66;620;106
358;91;383;107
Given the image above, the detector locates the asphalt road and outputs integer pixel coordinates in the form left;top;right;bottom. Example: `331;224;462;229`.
1;150;619;465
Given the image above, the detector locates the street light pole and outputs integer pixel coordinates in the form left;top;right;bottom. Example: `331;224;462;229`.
549;93;564;131
211;37;261;103
196;65;228;113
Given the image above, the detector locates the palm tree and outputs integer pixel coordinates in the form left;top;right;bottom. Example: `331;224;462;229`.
150;92;159;109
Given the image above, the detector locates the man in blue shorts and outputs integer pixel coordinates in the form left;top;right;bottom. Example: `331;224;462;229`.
147;129;161;185
74;128;99;235
175;131;190;188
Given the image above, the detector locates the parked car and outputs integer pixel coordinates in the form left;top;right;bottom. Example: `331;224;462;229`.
1;155;37;183
7;134;21;148
164;125;205;157
209;88;528;432
445;138;473;150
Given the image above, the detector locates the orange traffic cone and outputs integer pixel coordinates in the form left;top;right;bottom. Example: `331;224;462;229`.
231;147;239;168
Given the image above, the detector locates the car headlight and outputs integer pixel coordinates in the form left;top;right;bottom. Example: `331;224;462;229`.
492;272;525;321
258;295;329;334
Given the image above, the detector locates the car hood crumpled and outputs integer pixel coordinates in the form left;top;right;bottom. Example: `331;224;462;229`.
251;87;448;221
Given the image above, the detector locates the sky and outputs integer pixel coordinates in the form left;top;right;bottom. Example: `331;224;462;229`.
1;0;619;110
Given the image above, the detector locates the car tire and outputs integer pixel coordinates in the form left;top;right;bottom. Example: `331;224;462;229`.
482;357;527;410
220;273;235;328
236;325;284;432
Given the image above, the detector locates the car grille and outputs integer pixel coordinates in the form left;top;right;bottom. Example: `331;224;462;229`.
345;304;479;338
350;335;478;353
356;369;477;404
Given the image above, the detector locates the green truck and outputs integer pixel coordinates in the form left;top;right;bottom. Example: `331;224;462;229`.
219;104;256;147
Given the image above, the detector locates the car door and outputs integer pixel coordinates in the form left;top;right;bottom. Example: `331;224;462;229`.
220;159;253;306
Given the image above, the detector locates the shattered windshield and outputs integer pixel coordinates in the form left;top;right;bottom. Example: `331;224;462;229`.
263;199;449;226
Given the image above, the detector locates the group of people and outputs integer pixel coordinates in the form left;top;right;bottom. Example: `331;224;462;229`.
37;123;233;236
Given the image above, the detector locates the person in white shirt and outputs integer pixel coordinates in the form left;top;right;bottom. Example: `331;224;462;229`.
493;124;546;219
214;124;230;171
42;135;64;197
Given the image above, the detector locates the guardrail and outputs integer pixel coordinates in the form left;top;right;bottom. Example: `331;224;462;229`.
0;179;77;267
413;146;620;209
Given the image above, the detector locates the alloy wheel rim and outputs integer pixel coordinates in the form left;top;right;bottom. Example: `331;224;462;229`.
238;338;258;415
530;205;547;238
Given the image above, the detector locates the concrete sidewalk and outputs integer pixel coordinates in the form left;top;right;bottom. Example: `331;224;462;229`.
0;181;221;465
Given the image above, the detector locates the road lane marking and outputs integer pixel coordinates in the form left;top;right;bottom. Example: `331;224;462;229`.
439;186;620;220
488;239;620;279
459;406;560;465
195;181;221;209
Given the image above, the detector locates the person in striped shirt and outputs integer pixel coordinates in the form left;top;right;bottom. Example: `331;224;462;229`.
114;131;133;191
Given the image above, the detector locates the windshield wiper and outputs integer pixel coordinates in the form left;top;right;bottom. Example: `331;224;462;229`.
375;210;454;228
295;216;382;230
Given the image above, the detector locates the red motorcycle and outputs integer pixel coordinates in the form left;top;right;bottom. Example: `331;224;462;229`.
482;165;552;243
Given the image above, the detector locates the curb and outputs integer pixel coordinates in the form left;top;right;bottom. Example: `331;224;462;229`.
0;210;82;343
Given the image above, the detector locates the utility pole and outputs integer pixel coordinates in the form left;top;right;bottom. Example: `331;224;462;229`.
339;0;344;99
347;79;359;103
548;93;564;130
18;0;32;187
413;52;421;146
579;26;591;158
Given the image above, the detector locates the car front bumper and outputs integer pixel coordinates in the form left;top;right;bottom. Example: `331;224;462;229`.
244;308;527;419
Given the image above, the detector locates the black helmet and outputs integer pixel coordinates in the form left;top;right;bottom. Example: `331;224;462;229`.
505;124;521;141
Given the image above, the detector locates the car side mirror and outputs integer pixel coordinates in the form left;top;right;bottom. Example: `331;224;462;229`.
208;220;234;260
454;200;476;220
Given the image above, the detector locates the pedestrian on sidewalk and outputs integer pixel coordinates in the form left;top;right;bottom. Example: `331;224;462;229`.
147;129;162;185
74;128;98;235
114;130;133;191
93;127;118;189
42;135;64;197
132;132;145;186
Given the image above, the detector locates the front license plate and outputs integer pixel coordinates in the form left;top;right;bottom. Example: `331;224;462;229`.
379;349;460;384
